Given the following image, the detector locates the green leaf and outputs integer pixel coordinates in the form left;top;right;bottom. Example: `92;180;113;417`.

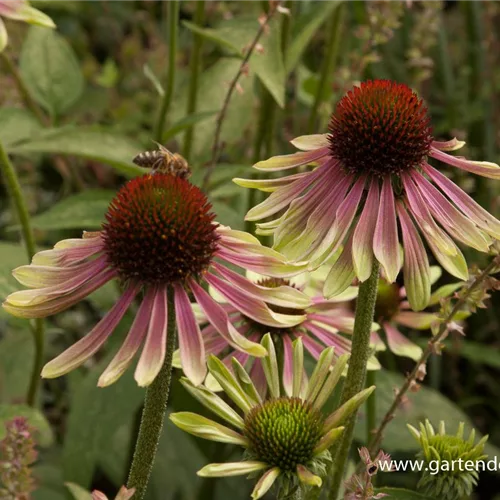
286;1;342;74
0;404;53;447
182;20;239;53
374;487;436;499
65;482;93;500
0;108;42;147
162;110;219;142
62;355;144;488
30;190;114;231
19;26;84;116
7;127;144;177
443;339;500;369
354;370;500;460
33;464;68;500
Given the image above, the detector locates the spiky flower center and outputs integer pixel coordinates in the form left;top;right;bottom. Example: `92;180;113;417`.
102;174;219;285
427;435;476;466
244;279;305;337
244;397;324;471
374;280;401;322
328;80;433;177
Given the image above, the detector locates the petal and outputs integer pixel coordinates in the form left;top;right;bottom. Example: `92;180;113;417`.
393;311;437;330
290;134;330;151
190;279;266;357
233;172;308;192
205;273;306;328
383;322;423;361
250;359;267;399
432;138;466;152
0;18;7;52
42;283;139;378
197;461;268;477
261;334;280;398
428;282;463;306
305;346;335;402
251;467;281;500
134;286;169;387
253;147;329;171
313;426;344;456
323;237;356;299
174;284;206;386
411;171;491;251
292;337;304;398
296;465;322;487
169;412;247;445
312;354;349;410
430;147;500;179
282;335;294;396
7;4;56;28
98;287;155;387
231;358;262;405
352;178;379;282
422;162;500;239
373;177;400;283
396;202;431;311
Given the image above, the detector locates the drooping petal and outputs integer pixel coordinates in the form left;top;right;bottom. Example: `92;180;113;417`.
323;237;356;299
261;334;280;398
282;335;294;396
169;412;247;445
174;284;206;386
396;202;430;311
290;134;330;151
197;461;268;478
190;279;266;357
134;286;169;387
430;147;500;179
422;162;500;239
98;286;155;387
352;178;379;282
179;378;245;429
250;359;267;399
0;18;6;52
212;263;311;309
373;176;400;283
32;235;104;266
394;311;437;330
313;426;344;456
432;138;466;152
42;283;140;379
6;4;56;28
296;465;322;487
305;346;335;402
253;147;329;171
313;354;349;410
231;358;262;406
292;337;304;398
233;172;309;192
205;273;306;328
383;322;422;361
411;171;491;251
303;322;352;355
251;467;281;500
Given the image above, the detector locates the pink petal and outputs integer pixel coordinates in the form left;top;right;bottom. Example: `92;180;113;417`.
303;321;352;354
173;284;206;386
42;283;140;378
383;322;423;361
422;162;500;239
430;147;500;179
98;286;156;387
394;311;437;330
396;202;431;312
431;138;465;152
373;177;400;283
352;178;379;282
301;335;324;359
134;286;170;386
253;147;330;172
282;335;294;396
323;235;356;299
249;359;268;399
33;236;104;266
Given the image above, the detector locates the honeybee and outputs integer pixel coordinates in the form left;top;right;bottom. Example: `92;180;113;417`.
133;143;191;179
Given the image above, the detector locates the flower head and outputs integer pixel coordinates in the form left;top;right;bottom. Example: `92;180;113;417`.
407;420;488;500
196;271;380;396
0;0;55;52
235;80;500;311
3;173;307;387
170;335;375;499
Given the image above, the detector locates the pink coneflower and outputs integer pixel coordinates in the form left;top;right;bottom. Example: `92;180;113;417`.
235;80;500;311
3;174;307;387
197;274;380;397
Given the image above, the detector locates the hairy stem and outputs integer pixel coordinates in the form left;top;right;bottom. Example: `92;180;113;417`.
328;261;380;500
0;140;44;407
183;0;206;161
307;3;345;134
127;287;177;499
367;258;499;457
365;369;377;445
154;0;180;143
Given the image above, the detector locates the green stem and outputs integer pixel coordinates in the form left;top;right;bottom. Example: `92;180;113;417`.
0;52;46;125
154;0;180;143
0;139;44;408
365;369;376;445
328;261;380;500
307;3;345;134
127;287;177;499
183;0;205;161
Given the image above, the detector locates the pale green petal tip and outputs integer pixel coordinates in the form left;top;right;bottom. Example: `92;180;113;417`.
17;5;56;28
